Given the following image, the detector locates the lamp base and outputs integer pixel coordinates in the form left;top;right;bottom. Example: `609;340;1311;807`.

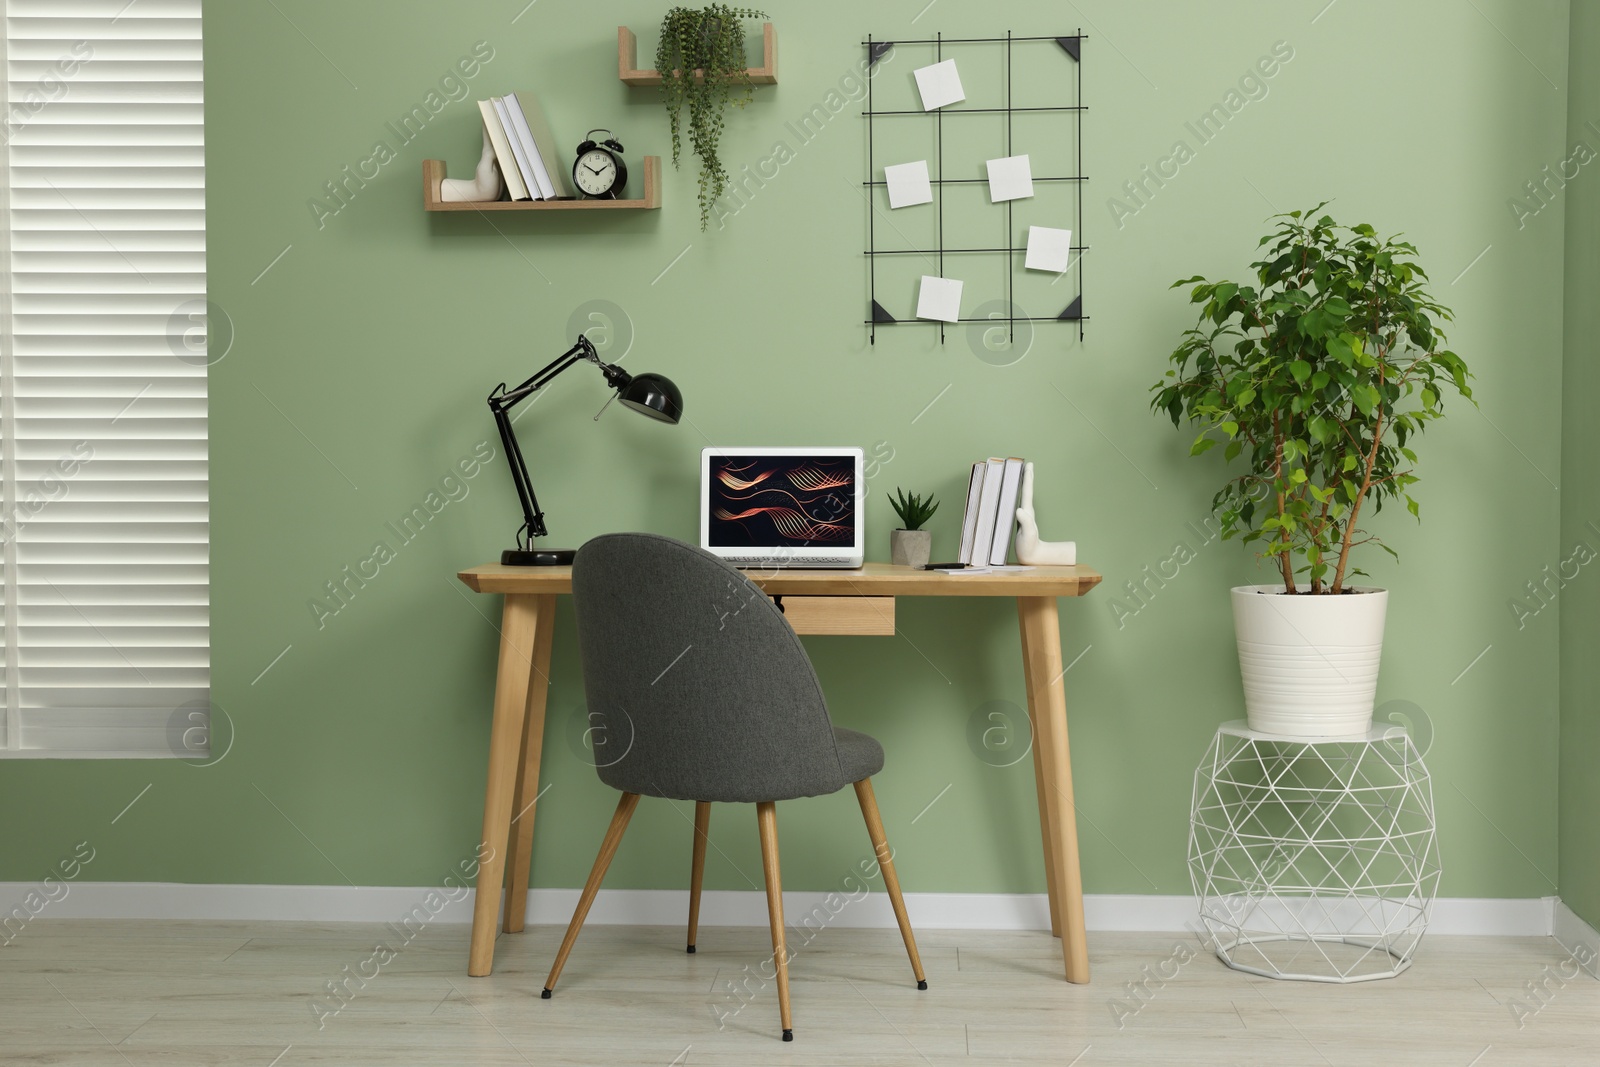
501;548;576;566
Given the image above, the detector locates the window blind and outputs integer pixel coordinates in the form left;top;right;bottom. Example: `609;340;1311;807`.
1;0;207;757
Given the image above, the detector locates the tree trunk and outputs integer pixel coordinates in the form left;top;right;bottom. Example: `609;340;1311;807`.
1332;410;1384;593
1273;411;1296;593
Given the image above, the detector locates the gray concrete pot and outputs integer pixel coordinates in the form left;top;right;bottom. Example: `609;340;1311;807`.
890;529;932;568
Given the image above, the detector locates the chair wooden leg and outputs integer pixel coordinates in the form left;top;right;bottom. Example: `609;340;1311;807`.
756;801;793;1042
687;801;711;953
853;778;927;989
542;792;640;998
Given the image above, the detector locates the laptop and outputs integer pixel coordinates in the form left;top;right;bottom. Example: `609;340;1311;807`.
700;447;865;569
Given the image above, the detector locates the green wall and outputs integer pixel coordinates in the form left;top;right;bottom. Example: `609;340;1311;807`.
0;0;1575;904
1560;0;1600;931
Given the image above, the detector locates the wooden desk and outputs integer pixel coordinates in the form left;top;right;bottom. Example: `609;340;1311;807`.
456;562;1103;983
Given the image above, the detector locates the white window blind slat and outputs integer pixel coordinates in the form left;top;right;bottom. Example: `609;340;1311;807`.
1;0;206;758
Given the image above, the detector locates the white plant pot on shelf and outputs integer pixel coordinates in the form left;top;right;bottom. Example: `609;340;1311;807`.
1231;585;1389;738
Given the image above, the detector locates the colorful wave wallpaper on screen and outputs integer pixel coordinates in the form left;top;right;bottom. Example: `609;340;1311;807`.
708;456;856;548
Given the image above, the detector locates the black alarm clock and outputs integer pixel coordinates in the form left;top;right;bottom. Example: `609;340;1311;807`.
573;129;627;199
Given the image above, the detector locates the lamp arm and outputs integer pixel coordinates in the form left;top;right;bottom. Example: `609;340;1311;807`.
490;401;546;544
491;336;596;409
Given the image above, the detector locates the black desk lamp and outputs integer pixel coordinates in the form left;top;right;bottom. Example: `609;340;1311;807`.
488;334;682;566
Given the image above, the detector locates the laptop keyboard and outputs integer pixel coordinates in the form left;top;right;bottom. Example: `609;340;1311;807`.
731;556;858;568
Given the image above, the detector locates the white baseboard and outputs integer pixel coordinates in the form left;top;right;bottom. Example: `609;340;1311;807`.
1553;899;1600;978
529;889;1058;930
0;882;1560;937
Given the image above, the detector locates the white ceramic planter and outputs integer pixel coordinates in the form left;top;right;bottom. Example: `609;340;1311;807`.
1231;585;1389;738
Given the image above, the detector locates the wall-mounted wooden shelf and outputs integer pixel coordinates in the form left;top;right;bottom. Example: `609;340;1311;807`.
618;23;777;86
422;156;661;211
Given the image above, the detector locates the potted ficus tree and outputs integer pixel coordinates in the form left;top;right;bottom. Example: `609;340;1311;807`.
1152;205;1473;737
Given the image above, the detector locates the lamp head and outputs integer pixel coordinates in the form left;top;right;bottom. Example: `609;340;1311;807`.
604;366;683;424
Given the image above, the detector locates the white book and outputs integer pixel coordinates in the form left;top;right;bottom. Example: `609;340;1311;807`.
957;462;985;564
502;94;556;200
478;100;529;201
969;458;1006;568
491;96;542;199
989;457;1025;566
514;91;573;198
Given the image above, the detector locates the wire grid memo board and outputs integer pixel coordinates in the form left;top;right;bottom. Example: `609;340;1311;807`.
862;32;1087;345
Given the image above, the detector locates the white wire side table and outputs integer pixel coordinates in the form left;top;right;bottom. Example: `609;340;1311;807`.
1187;721;1441;983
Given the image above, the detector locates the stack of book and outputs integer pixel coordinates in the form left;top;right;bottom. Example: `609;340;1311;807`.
957;457;1026;566
477;92;570;201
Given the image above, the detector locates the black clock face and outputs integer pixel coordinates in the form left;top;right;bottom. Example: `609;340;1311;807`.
574;149;618;196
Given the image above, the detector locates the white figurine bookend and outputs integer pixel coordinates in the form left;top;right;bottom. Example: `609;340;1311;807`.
1014;462;1077;566
440;128;504;203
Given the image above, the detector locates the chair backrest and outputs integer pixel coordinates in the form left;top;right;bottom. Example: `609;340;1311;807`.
570;532;848;803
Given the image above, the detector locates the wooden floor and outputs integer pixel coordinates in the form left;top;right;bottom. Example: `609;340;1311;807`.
1;920;1596;1065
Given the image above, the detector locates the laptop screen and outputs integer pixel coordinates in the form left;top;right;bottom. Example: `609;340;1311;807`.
706;453;858;549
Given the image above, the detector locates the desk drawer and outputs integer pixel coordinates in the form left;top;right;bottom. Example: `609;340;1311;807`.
775;596;895;636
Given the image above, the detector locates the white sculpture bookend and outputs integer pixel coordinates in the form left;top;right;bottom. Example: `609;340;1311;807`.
440;128;504;203
1014;461;1077;566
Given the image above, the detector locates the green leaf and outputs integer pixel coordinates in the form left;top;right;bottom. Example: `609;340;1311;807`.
1289;360;1312;383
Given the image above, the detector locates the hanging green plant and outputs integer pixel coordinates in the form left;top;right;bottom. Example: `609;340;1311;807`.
655;5;766;229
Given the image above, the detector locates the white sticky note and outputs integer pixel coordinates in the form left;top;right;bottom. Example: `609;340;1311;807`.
913;59;965;111
916;275;963;323
1026;226;1074;272
986;154;1034;202
884;160;933;209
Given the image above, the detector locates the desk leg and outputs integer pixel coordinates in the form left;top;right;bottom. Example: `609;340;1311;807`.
1018;627;1062;938
1017;596;1090;984
502;593;557;934
468;593;551;977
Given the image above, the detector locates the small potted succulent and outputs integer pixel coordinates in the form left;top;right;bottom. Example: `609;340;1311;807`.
1152;205;1472;737
888;489;938;568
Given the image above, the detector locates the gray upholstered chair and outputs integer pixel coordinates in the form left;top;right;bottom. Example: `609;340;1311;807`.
541;532;926;1041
